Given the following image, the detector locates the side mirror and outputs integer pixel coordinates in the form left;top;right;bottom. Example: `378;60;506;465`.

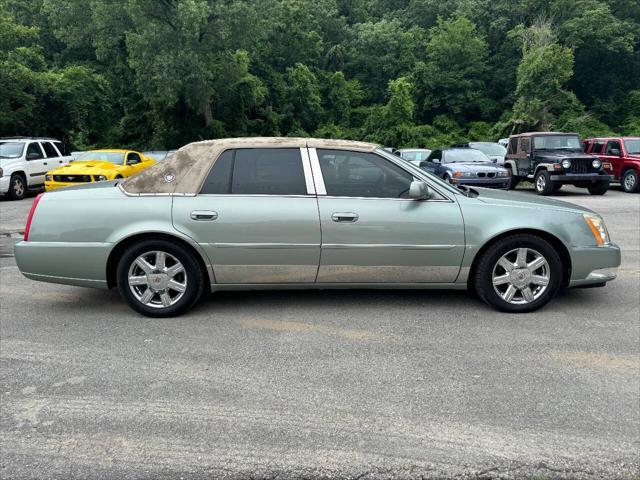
610;148;620;156
127;158;140;165
26;152;40;160
409;180;431;200
432;158;440;164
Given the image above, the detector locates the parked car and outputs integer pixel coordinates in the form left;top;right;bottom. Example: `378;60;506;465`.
453;142;507;164
583;137;640;193
419;148;511;189
0;137;74;200
498;138;509;149
382;147;401;156
15;138;619;317
45;149;156;191
504;132;612;195
398;148;432;166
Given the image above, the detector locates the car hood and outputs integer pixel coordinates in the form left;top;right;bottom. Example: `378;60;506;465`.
472;187;594;214
447;162;506;172
48;161;121;174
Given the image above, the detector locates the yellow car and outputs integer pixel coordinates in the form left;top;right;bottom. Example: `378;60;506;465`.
45;149;156;191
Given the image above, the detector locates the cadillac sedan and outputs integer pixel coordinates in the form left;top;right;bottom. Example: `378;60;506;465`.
15;138;620;317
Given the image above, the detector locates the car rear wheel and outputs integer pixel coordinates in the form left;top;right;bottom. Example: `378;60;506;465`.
117;239;205;317
587;182;608;195
621;169;639;193
534;170;555;195
473;234;563;313
8;174;26;200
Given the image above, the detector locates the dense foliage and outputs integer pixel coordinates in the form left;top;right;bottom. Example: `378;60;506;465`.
2;0;639;149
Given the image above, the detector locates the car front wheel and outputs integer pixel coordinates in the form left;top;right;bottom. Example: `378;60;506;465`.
534;170;555;195
116;239;205;317
621;169;639;193
8;174;26;200
587;182;608;195
473;234;563;313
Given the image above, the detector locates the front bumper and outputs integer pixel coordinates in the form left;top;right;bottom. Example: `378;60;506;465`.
0;176;10;194
45;180;92;191
550;174;613;183
568;243;621;288
452;177;510;189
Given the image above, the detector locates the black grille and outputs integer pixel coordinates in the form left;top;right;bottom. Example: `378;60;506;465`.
569;158;591;174
476;172;496;178
53;175;92;183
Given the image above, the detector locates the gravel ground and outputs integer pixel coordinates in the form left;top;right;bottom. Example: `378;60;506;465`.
0;185;638;479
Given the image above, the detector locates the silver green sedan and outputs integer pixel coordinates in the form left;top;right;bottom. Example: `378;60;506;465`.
15;138;620;317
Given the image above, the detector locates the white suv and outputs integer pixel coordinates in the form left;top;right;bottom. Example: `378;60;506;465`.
0;137;74;200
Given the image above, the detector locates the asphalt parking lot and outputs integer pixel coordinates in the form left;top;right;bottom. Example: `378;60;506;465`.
1;186;639;479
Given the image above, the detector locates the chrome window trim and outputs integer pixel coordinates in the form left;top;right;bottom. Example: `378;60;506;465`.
308;147;455;203
307;147;327;195
300;147;316;195
194;194;317;199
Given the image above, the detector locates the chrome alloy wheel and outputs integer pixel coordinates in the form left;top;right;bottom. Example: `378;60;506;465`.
623;171;636;191
492;248;550;305
535;174;546;192
13;177;25;197
127;251;187;308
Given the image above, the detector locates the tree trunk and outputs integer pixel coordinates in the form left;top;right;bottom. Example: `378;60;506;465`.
202;98;213;127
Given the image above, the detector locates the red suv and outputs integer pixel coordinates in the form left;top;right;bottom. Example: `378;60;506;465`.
583;137;640;193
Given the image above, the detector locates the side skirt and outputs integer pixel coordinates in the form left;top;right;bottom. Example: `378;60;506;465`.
210;282;467;292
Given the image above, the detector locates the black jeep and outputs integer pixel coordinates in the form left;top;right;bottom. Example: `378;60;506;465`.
504;132;612;195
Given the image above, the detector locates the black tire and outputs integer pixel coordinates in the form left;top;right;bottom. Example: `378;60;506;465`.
587;182;608;195
473;234;563;313
8;173;26;200
621;169;639;193
534;170;555;195
507;174;519;190
116;239;205;317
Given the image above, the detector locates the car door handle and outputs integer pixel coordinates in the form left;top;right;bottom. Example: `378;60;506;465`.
190;210;218;221
43;162;48;165
331;212;359;223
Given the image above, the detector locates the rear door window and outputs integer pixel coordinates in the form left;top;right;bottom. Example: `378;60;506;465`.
42;142;59;158
200;148;307;195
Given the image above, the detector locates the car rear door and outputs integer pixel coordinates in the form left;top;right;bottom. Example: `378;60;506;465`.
172;147;321;284
310;148;465;283
41;141;67;168
24;142;48;186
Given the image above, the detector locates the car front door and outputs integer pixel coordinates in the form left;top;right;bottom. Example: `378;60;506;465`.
172;147;321;284
600;140;624;180
310;148;465;283
24;142;48;186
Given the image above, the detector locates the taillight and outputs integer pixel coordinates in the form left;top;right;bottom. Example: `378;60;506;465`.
24;193;44;241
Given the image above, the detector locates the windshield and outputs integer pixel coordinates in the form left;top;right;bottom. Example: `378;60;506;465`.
0;142;25;159
533;135;581;150
74;151;125;164
469;142;506;156
444;149;490;163
624;139;640;154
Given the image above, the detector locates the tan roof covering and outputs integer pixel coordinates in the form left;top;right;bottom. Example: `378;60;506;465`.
121;137;378;195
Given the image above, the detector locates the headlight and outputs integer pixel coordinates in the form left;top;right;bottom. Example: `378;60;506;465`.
94;175;107;181
561;159;571;169
45;175;52;181
497;170;511;177
592;159;602;169
453;171;475;178
583;214;611;246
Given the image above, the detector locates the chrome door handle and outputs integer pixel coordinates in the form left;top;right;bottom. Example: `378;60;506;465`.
190;210;218;221
331;212;359;223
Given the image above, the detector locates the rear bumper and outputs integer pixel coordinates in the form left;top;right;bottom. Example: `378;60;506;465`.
14;240;111;288
550;174;613;183
568;243;621;288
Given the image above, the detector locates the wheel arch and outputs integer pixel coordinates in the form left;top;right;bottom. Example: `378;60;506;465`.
467;228;572;290
106;232;212;291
